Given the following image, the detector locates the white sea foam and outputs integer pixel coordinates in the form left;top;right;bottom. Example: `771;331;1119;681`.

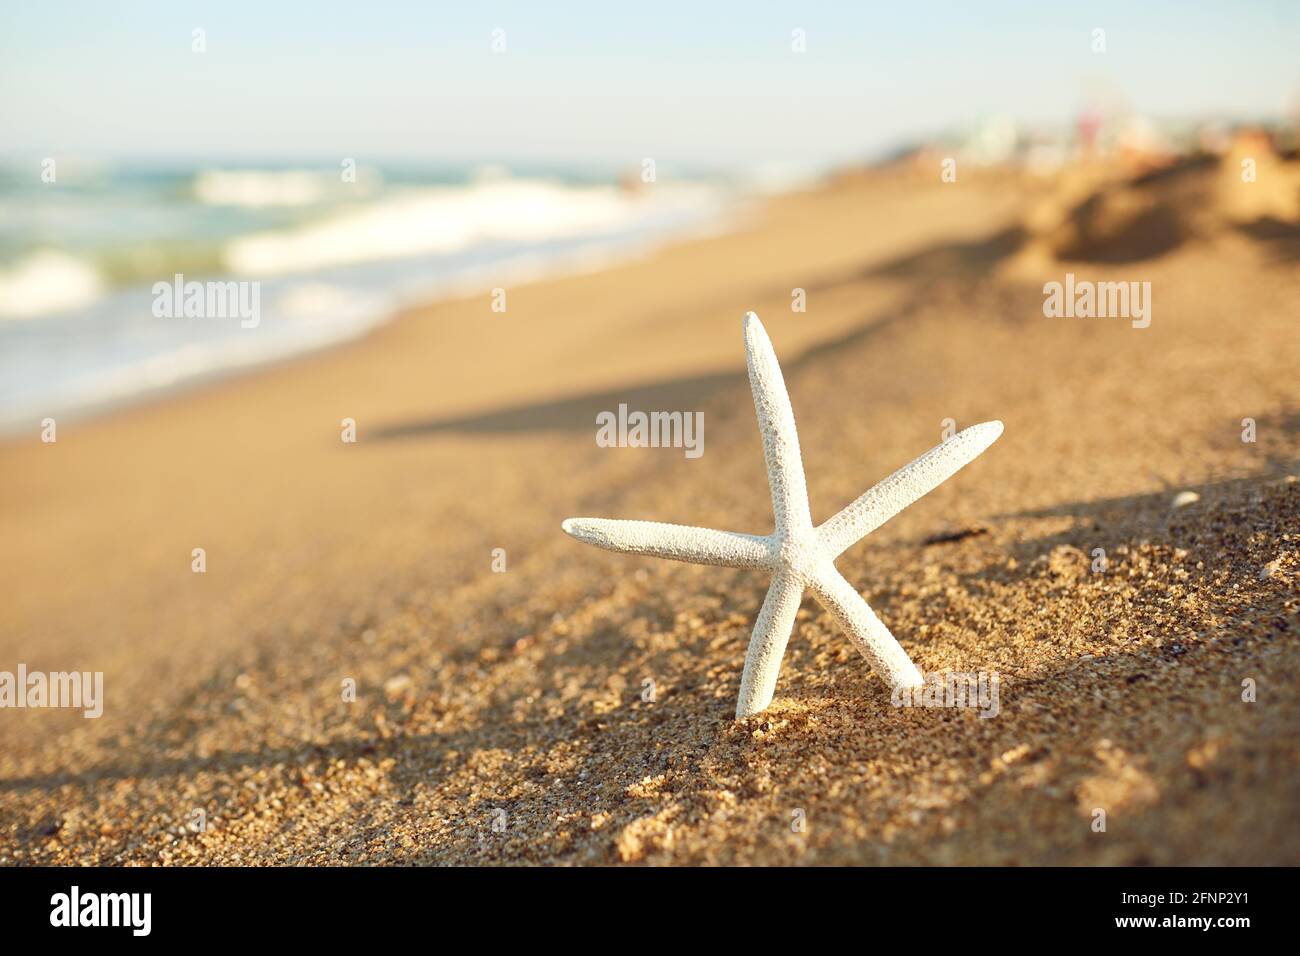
192;168;363;207
0;250;105;320
223;179;712;276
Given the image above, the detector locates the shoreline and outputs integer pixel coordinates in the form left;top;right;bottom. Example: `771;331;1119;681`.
0;189;749;440
2;169;1026;447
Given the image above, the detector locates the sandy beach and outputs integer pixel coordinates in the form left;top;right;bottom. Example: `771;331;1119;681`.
1;156;1297;865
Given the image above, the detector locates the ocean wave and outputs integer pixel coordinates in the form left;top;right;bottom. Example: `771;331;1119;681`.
0;250;105;320
192;168;377;207
0;171;733;429
0;175;726;319
222;179;714;276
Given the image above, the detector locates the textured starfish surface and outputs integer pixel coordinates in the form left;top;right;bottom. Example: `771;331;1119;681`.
562;312;1003;718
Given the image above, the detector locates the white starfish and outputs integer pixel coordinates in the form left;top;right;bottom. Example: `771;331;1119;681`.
562;312;1002;719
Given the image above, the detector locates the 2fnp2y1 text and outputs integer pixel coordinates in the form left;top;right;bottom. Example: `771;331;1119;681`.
1122;891;1248;908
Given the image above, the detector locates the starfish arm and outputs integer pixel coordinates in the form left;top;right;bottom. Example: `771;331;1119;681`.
743;313;813;535
817;421;1003;558
809;566;923;691
735;569;804;718
561;517;770;569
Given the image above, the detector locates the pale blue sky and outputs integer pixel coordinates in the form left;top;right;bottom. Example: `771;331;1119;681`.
2;1;1297;168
